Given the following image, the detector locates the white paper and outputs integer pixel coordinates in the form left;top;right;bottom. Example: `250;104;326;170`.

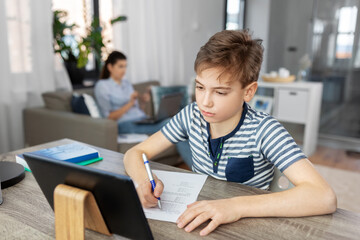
143;170;208;222
117;134;149;144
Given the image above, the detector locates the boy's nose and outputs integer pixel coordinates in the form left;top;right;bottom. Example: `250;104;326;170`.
202;92;213;108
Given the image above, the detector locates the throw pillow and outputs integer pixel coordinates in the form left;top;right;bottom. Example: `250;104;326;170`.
42;91;73;112
71;93;90;116
82;93;101;118
71;93;101;118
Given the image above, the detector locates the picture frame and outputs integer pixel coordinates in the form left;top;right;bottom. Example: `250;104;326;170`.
249;95;273;114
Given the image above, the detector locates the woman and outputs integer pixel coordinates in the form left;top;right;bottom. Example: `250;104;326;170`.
94;51;167;134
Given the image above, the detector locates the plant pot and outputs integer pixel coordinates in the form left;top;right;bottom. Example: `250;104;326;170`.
64;61;85;85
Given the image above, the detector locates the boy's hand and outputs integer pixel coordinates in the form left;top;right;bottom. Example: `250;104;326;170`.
135;174;164;208
176;198;242;236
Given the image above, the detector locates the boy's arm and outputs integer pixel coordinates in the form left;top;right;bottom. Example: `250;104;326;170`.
177;158;337;236
237;158;337;217
123;130;174;207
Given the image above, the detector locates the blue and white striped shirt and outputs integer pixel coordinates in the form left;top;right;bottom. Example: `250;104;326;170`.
161;102;307;190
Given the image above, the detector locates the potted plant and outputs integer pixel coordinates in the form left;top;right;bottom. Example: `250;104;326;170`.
52;10;127;85
53;10;83;85
80;15;127;78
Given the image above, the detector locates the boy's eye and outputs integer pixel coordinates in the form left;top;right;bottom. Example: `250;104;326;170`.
216;91;227;95
196;85;204;90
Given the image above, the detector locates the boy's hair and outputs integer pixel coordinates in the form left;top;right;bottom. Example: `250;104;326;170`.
194;29;264;88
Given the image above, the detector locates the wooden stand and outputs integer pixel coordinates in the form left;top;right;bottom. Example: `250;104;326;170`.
54;184;112;240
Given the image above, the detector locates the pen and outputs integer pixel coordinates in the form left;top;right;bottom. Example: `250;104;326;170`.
142;153;162;209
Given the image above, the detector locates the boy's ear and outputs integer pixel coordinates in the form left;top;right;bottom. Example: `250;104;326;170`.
244;82;258;102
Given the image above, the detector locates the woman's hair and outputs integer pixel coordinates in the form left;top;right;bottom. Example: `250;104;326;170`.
100;51;127;79
194;29;263;88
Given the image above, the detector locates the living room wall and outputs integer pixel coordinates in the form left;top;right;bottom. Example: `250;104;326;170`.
245;0;271;75
112;0;225;88
0;0;72;154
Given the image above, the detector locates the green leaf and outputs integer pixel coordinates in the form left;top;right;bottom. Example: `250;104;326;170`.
111;16;127;25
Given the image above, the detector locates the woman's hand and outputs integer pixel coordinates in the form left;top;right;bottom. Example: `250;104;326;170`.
176;198;242;236
108;91;140;120
141;86;152;102
141;92;151;103
130;91;139;104
135;174;164;208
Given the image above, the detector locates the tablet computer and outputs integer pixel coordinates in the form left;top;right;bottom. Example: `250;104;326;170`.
23;152;153;240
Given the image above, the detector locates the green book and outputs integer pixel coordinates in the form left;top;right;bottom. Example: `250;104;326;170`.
76;157;103;166
16;155;103;173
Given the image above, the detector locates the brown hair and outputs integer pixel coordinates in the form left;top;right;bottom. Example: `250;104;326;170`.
194;29;264;88
100;51;127;79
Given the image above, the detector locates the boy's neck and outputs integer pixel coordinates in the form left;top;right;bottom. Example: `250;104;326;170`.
209;107;243;139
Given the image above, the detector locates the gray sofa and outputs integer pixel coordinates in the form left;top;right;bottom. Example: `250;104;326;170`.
23;81;181;166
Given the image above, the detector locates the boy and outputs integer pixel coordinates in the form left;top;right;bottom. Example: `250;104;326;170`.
124;29;336;236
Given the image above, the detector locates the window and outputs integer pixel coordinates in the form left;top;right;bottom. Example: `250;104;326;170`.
225;0;246;30
335;6;357;59
52;0;94;70
6;0;32;73
99;0;114;58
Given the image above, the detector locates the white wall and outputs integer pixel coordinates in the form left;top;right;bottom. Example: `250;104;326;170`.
245;0;271;75
115;0;317;86
180;0;226;87
267;0;314;75
112;0;225;90
246;0;314;76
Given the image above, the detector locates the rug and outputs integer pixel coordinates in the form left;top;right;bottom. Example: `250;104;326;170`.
314;164;360;213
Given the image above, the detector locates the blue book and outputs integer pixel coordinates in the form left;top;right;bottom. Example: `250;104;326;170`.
24;143;100;164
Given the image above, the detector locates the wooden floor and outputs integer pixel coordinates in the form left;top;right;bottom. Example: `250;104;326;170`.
176;146;360;173
309;146;360;173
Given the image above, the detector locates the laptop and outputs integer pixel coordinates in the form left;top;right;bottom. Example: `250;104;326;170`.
136;92;184;124
23;152;154;240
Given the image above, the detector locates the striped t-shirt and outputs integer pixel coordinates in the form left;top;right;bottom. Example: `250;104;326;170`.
161;102;307;190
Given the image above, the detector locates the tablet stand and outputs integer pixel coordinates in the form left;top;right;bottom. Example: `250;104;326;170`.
54;184;112;240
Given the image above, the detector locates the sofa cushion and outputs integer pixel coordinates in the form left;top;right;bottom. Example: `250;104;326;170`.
71;94;90;115
82;93;101;118
42;81;159;115
42;91;73;112
71;93;101;118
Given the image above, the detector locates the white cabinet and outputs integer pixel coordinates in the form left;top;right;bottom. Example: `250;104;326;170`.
253;81;323;156
277;88;308;124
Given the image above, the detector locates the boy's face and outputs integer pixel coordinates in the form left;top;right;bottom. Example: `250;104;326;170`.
195;67;257;125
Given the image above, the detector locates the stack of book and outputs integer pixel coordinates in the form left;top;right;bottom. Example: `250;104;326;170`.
16;143;103;172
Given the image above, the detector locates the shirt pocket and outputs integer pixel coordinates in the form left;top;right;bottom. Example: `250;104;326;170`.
225;156;254;183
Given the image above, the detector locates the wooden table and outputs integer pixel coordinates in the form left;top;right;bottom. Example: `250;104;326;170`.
1;139;360;239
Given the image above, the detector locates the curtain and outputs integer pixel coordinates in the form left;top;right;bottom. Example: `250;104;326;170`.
0;0;72;153
111;0;225;87
112;0;183;86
